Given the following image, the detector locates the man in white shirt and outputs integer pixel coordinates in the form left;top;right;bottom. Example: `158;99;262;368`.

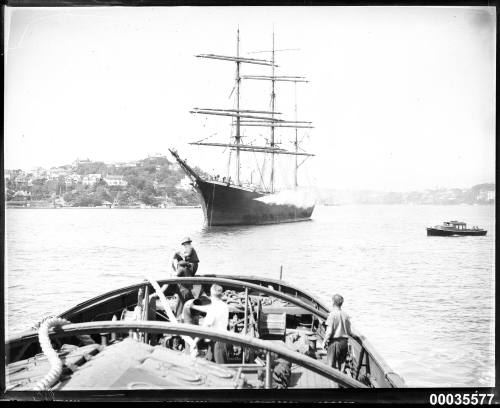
322;294;352;371
192;284;229;363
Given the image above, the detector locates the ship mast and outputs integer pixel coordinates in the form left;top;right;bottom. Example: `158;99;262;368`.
294;81;298;189
190;30;314;193
235;28;241;185
270;32;276;193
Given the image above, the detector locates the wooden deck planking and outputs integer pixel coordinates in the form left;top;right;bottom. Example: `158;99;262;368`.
290;363;338;388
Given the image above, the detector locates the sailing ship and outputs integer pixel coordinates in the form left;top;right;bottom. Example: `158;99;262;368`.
170;30;316;226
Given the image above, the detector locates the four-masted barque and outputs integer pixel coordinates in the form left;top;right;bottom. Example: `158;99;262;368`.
170;30;315;226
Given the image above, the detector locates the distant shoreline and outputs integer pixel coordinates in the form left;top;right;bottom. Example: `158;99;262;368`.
5;203;494;210
5;205;202;209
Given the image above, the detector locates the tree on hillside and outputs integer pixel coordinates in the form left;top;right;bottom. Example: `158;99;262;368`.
143;165;157;174
471;183;495;192
72;190;101;207
76;161;108;176
126;175;147;190
6;188;15;201
31;179;50;200
95;185;112;203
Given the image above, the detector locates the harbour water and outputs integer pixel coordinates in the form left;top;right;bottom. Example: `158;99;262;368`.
5;205;495;387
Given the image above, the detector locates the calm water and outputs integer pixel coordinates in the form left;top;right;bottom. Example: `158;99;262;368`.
5;205;495;387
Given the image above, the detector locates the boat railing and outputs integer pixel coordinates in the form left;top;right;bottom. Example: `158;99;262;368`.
60;276;331;323
349;328;405;388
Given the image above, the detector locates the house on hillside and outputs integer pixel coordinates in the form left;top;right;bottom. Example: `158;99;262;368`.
175;175;193;190
30;167;47;179
14;173;29;184
477;189;495;203
49;167;70;180
73;158;92;168
104;175;128;187
114;161;138;168
65;174;82;186
82;174;102;186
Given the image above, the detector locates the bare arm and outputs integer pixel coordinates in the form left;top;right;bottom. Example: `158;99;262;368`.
346;316;352;337
322;313;334;349
323;312;334;348
323;325;333;349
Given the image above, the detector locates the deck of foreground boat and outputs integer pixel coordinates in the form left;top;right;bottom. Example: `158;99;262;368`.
6;274;404;391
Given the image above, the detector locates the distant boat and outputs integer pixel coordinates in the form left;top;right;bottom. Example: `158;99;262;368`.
426;220;487;236
170;29;315;226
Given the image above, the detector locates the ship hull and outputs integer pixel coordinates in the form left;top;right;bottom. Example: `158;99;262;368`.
194;179;314;226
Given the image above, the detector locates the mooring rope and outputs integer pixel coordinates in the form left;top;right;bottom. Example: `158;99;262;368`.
33;317;70;391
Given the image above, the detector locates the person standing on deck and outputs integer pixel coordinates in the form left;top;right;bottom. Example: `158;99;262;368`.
191;284;230;363
322;294;352;371
171;237;200;275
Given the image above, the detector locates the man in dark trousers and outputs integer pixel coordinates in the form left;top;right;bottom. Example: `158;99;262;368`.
322;294;352;371
172;237;200;275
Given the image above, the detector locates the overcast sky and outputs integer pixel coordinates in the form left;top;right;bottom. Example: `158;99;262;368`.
4;6;496;191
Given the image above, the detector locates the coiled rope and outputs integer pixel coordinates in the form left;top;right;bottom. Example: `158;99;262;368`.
33;317;70;391
272;358;292;389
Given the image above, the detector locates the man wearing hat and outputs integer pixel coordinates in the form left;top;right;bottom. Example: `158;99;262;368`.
172;237;200;275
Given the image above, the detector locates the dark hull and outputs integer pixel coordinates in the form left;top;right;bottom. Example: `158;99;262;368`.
194;179;315;226
427;228;487;236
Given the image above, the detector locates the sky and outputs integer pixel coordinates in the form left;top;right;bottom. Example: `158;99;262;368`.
4;6;496;192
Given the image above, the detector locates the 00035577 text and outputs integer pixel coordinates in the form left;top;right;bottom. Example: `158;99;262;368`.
429;393;496;405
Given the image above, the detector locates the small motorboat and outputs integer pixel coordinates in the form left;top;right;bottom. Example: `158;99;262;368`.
426;220;487;236
5;275;404;393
